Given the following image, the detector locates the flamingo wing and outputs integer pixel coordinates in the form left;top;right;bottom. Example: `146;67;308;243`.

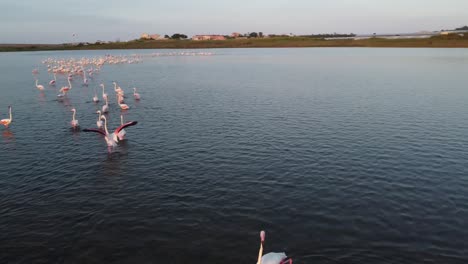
114;121;137;134
83;128;106;136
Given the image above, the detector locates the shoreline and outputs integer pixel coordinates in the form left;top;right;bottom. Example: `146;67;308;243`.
2;35;468;52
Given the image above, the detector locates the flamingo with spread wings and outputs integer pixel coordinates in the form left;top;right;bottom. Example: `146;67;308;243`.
116;114;127;141
83;115;137;151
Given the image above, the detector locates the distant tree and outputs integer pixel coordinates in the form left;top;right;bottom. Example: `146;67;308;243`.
249;32;258;38
259;32;263;38
164;34;170;39
455;25;468;30
171;33;188;39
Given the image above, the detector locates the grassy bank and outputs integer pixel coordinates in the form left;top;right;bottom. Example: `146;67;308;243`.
2;35;468;52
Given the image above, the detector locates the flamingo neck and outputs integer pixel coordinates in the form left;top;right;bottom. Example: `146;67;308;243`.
35;79;38;86
72;111;76;121
101;85;105;93
257;243;264;264
9;107;12;121
103;117;109;135
113;82;117;90
120;115;124;125
68;78;72;89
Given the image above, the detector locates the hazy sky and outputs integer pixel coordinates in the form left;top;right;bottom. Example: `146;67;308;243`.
1;0;467;43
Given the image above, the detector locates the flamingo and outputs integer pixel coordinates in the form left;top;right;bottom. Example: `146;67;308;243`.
116;92;125;104
133;87;141;100
1;106;12;128
119;102;130;110
113;81;124;96
59;77;72;96
256;231;291;264
102;96;109;113
49;73;57;86
82;68;88;86
35;79;45;91
32;69;39;74
100;83;108;101
93;87;99;103
96;111;103;129
83;115;137;151
70;108;79;128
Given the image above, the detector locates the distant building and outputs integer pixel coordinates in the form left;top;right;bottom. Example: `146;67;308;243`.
231;32;241;38
141;33;161;40
440;30;468;35
192;35;226;41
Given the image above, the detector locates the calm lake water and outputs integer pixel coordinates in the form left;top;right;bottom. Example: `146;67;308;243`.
0;48;467;263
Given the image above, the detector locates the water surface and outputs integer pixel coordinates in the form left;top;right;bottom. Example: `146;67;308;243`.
0;48;468;263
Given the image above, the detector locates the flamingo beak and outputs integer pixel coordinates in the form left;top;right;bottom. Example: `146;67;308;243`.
260;230;265;243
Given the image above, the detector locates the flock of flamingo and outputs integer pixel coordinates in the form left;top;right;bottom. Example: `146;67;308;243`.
2;52;293;263
2;54;144;152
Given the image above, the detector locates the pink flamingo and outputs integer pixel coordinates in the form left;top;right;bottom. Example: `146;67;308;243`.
0;106;12;128
256;231;292;264
102;96;109;113
83;115;137;150
119;102;130;110
117;93;124;104
96;111;103;129
93;87;100;103
35;79;45;91
59;77;72;97
113;81;124;96
82;68;88;86
100;84;108;101
133;87;141;100
49;73;57;86
32;69;39;74
70;108;79;128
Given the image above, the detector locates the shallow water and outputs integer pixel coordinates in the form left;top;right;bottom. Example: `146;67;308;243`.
0;48;468;263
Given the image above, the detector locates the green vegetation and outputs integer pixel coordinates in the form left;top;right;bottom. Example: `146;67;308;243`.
2;34;468;52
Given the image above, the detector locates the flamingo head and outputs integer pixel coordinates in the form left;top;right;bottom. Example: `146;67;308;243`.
71;108;76;112
8;106;11;109
133;87;137;91
100;84;104;87
260;230;265;243
96;110;101;114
